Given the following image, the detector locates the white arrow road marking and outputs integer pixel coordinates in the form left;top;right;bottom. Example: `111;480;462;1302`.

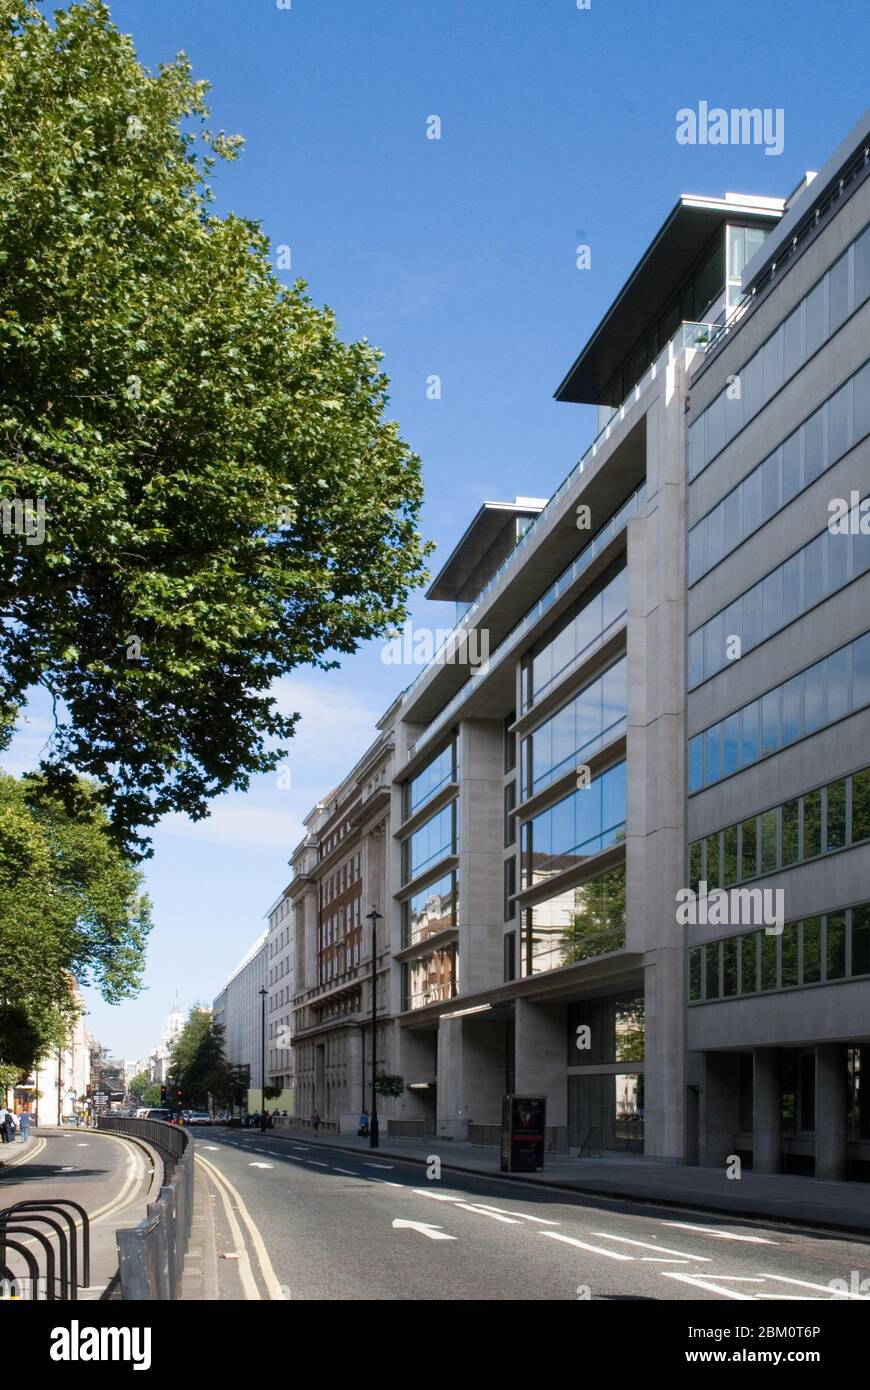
455;1203;521;1224
590;1232;711;1262
392;1219;457;1242
665;1222;777;1245
468;1203;560;1226
660;1273;763;1300
541;1232;633;1261
249;1162;274;1169
757;1273;870;1299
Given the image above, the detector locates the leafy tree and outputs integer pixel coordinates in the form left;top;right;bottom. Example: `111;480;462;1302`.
0;1;428;855
127;1070;150;1103
141;1083;162;1107
0;770;150;1071
169;1007;234;1109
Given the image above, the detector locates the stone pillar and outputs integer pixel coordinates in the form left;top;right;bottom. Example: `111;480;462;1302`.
700;1052;740;1168
815;1044;848;1181
515;998;567;1145
753;1048;782;1174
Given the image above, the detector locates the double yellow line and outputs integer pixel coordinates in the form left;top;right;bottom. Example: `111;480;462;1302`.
195;1151;286;1300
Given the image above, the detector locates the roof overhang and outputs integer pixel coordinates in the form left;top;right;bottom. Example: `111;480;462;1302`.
426;498;546;602
554;193;784;406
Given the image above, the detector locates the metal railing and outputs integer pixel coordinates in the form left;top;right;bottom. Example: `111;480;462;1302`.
400;319;713;719
0;1198;90;1301
386;1119;436;1139
98;1116;193;1301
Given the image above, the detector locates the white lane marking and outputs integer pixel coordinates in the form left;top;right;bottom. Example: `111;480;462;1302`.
660;1272;762;1300
249;1162;274;1169
468;1203;559;1226
590;1232;710;1262
290;1145;310;1151
76;1143;89;1147
332;1167;356;1175
541;1232;633;1261
642;1258;691;1264
455;1203;521;1225
411;1189;464;1202
203;1146;221;1151
757;1272;870;1299
195;1153;286;1301
665;1222;777;1245
392;1219;457;1242
307;1160;329;1167
59;1166;77;1172
364;1162;394;1169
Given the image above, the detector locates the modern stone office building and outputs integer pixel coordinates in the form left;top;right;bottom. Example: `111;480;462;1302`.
276;107;870;1179
684;108;870;1179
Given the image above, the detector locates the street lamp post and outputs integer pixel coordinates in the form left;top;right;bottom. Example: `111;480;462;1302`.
259;987;268;1133
366;908;383;1150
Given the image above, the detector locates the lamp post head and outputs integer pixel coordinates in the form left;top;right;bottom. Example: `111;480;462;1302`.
366;907;383;926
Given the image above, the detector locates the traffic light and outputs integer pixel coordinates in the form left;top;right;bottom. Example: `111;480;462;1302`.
160;1085;166;1103
176;1089;183;1102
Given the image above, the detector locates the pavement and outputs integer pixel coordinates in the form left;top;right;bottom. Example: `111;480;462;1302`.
186;1126;870;1301
261;1123;870;1238
0;1125;162;1299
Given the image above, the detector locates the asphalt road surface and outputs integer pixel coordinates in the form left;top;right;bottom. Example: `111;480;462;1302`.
193;1129;870;1301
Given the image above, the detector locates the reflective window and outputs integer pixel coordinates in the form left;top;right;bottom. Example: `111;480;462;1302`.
690;761;870;888
688;223;870;481
524;565;628;711
525;866;625;975
403;946;456;1010
522;762;627;888
522;657;627;798
403;871;458;948
689;632;870;791
688;354;870;584
406;739;456;817
404;802;457;882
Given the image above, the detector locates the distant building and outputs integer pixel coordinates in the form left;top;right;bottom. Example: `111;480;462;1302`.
213;933;268;1110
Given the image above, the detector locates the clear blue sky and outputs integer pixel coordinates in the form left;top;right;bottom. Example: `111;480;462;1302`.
12;0;869;1060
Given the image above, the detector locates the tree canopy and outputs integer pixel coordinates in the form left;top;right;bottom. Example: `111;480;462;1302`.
0;0;427;855
169;1007;234;1109
0;769;150;1072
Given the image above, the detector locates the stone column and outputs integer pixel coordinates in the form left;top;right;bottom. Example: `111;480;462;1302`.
815;1043;848;1181
753;1048;782;1174
700;1052;740;1168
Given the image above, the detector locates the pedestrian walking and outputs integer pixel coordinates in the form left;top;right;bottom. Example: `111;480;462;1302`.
18;1111;30;1142
358;1110;369;1137
310;1108;321;1136
0;1106;9;1143
2;1109;16;1144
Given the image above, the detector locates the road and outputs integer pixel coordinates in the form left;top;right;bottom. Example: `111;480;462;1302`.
0;1126;153;1297
193;1129;870;1301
